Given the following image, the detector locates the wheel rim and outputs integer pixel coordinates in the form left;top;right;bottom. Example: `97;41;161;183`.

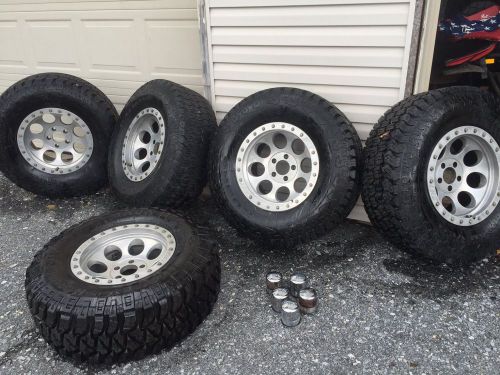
71;224;176;285
17;108;93;174
427;126;500;226
122;107;165;182
235;122;320;212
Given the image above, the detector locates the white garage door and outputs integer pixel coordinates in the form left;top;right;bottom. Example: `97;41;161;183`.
0;0;205;111
202;0;417;221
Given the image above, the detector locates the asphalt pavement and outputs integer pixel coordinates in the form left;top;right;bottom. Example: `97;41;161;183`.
0;174;498;374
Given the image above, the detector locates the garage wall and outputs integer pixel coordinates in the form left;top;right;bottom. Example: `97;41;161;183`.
0;0;205;111
203;0;417;221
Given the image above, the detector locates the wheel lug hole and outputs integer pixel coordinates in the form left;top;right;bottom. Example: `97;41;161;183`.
272;158;276;164
128;260;134;264
453;162;458;168
272;172;276;177
114;266;120;270
284;154;288;159
438;178;443;184
441;163;446;169
284;176;288;181
291;165;296;170
140;265;145;268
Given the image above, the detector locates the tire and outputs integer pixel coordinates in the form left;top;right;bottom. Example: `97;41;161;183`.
0;73;117;197
108;80;216;207
209;87;362;247
362;86;500;264
25;209;221;364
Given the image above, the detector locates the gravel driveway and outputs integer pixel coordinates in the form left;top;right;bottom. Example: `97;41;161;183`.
0;174;498;374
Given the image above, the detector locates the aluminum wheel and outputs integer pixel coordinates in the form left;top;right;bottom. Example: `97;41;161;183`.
427;126;500;226
71;224;176;285
17;108;93;174
235;122;320;212
122;107;165;181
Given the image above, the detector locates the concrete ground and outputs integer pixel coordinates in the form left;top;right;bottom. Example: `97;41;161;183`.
0;174;498;375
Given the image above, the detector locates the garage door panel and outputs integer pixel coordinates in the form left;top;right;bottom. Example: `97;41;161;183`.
0;21;26;68
0;1;205;111
146;20;202;72
0;1;197;12
82;19;140;73
27;20;80;69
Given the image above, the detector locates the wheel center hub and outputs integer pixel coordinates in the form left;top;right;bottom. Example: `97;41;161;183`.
443;167;456;184
269;152;298;182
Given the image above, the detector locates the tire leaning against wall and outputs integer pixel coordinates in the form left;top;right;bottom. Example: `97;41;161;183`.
0;73;117;197
108;80;217;208
362;86;500;264
209;87;363;247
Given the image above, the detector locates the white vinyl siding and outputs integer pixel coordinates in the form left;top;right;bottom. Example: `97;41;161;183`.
0;0;205;112
204;0;417;221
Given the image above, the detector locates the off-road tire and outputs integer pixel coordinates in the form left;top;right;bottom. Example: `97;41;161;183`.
209;87;362;247
362;86;500;264
108;80;216;208
25;209;221;364
0;73;117;197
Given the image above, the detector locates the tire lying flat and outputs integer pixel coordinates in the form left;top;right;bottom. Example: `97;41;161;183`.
108;80;216;208
363;86;500;264
209;87;362;247
25;209;221;364
0;73;117;197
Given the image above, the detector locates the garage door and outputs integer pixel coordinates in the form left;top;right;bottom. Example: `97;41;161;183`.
0;0;206;111
202;0;417;221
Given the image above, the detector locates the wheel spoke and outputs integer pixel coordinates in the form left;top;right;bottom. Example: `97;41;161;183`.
448;192;470;216
459;183;487;205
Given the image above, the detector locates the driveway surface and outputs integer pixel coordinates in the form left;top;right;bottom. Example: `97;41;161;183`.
0;174;498;374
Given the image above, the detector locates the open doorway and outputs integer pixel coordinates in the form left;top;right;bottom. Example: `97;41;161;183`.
428;0;500;96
